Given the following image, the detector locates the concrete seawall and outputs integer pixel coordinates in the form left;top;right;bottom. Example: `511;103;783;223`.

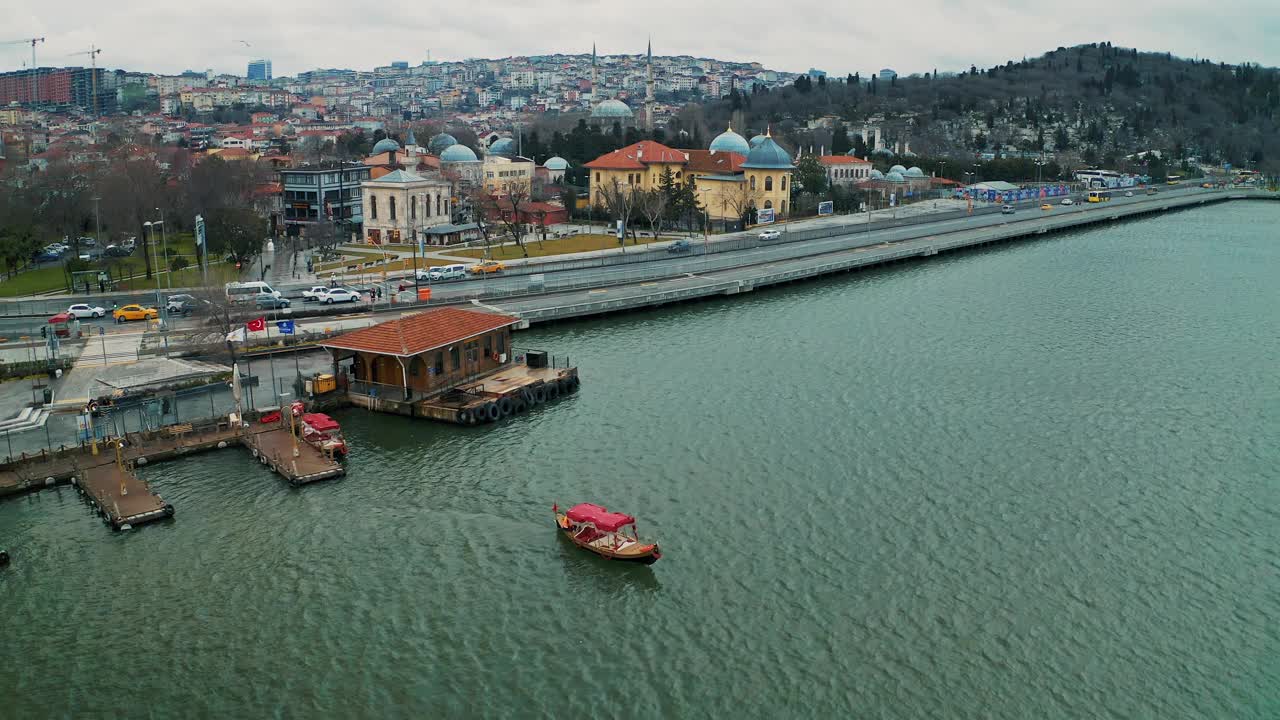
512;191;1273;325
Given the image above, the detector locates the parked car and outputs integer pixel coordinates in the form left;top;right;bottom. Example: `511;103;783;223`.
255;293;292;310
758;230;782;241
318;287;360;304
35;250;61;263
667;239;693;253
468;260;506;275
113;304;158;323
1000;205;1016;215
67;303;105;319
1060;198;1074;205
121;236;136;250
103;244;131;257
1040;203;1053;211
302;286;330;301
78;237;96;247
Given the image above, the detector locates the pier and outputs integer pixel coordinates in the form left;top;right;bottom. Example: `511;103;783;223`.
0;414;346;531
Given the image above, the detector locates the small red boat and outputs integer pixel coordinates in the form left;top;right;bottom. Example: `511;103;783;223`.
554;503;661;564
300;412;347;458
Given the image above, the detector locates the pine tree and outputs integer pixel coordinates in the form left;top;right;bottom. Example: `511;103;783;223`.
831;125;851;155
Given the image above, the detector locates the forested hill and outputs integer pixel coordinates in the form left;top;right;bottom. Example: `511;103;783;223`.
680;42;1279;172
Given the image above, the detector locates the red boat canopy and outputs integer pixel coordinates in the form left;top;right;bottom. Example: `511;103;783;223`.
566;503;635;532
301;413;340;431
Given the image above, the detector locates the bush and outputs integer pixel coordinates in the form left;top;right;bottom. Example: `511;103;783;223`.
170;256;190;273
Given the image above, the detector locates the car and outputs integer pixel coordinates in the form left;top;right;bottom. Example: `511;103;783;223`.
165;294;203;315
78;237;96;247
1147;187;1159;195
758;229;782;241
468;260;505;275
103;244;132;257
35;251;61;263
302;286;330;301
1000;205;1016;215
255;294;292;310
424;264;467;281
1040;203;1053;211
1201;182;1213;189
318;287;360;304
1124;191;1134;197
67;303;105;319
113;304;158;323
667;239;693;253
1060;198;1074;206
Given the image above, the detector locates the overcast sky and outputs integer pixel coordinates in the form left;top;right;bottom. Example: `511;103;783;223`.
5;0;1278;78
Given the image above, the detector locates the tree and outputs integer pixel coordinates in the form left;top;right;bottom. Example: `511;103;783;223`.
494;180;532;257
204;208;266;270
596;179;639;250
636;188;670;240
792;154;828;196
831;125;851;155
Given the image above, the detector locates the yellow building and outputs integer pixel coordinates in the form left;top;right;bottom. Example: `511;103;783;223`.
482;155;536;195
584;129;794;228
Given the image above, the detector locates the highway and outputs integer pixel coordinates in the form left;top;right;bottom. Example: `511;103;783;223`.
0;183;1250;342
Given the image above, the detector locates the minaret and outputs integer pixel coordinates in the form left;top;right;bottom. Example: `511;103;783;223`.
645;38;655;133
591;43;598;99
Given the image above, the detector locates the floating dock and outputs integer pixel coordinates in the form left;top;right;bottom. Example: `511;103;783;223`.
1;413;347;531
422;365;580;425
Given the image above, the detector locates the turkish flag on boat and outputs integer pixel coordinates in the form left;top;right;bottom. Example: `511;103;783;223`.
245;317;266;332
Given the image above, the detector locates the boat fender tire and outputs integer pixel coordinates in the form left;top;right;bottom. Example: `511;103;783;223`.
532;387;546;405
485;403;501;422
570;376;581;390
497;397;514;417
252;448;259;458
521;389;534;407
457;409;472;425
165;505;176;518
548;382;560;400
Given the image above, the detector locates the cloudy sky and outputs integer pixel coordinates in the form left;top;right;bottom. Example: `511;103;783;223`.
5;0;1277;78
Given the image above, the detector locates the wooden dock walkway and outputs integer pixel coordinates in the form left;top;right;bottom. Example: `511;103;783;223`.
1;413;347;531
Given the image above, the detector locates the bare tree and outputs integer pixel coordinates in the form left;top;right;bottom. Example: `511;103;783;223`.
461;184;497;257
596;178;638;251
494;179;531;257
720;181;758;229
636;189;669;241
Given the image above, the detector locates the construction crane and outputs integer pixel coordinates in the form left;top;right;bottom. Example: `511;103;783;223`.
66;45;103;117
1;37;45;106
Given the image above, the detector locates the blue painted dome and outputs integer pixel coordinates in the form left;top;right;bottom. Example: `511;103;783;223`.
905;166;925;177
749;133;767;148
709;126;750;155
869;169;884;180
427;132;457;155
371;138;401;154
741;135;794;170
543;156;570;170
439;144;479;162
488;138;516;156
889;164;908;175
885;171;906;183
591;99;633;119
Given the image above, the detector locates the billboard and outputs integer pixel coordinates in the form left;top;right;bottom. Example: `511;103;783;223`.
817;201;834;216
757;208;776;224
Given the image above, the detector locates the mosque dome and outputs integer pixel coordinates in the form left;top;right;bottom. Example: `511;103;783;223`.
543;156;570;171
488;138;516;156
591;99;633;119
905;166;925;177
427;132;458;155
889;164;908;175
709;126;750;155
439;144;479;162
869;169;884;180
742;134;794;170
749;134;768;148
885;171;906;183
371;138;401;154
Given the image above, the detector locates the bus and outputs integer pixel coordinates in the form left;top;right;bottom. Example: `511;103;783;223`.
1165;175;1182;185
1087;190;1112;203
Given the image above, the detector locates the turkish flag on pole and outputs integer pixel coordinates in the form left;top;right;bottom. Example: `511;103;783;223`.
246;317;266;332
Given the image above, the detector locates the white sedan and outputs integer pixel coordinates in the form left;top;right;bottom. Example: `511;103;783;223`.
319;288;361;304
67;303;106;319
1061;198;1075;205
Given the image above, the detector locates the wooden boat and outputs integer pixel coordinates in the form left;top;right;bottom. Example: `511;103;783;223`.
300;412;347;459
554;503;662;564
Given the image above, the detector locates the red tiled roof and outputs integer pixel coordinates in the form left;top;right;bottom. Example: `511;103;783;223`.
319;307;518;357
682;149;745;174
818;155;872;165
584;140;688;170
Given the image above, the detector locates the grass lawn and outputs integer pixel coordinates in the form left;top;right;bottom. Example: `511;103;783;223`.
448;233;664;260
0;265;72;297
0;232;232;297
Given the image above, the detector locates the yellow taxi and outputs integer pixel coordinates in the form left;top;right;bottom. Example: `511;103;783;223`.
113;304;159;323
468;260;505;275
1039;203;1053;211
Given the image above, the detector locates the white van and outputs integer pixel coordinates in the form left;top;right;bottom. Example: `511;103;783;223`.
427;264;467;282
226;281;281;304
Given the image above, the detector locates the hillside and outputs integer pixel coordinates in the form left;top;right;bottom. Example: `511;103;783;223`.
676;43;1279;173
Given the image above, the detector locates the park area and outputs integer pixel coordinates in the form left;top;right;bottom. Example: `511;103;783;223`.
447;233;665;260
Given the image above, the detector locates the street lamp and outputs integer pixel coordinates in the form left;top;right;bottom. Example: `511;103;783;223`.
142;220;162;310
154;210;169;289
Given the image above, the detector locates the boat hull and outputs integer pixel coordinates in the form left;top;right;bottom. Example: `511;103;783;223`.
555;514;661;565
